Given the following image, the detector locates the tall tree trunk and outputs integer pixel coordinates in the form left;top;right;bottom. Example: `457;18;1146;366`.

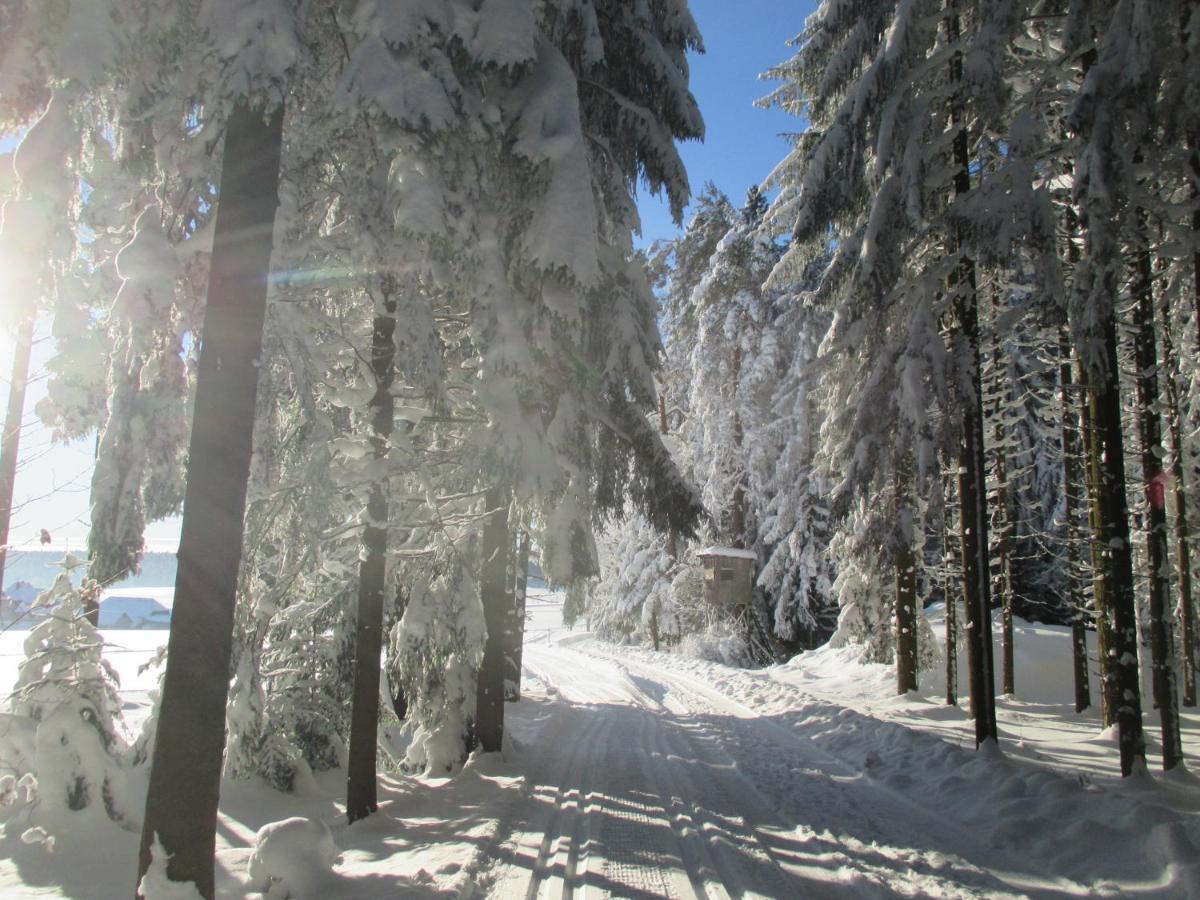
1059;330;1090;713
1079;368;1117;724
895;467;919;694
475;485;511;752
137;100;284;898
1061;135;1111;723
346;283;399;824
1162;302;1196;707
990;291;1015;697
1131;229;1183;770
0;312;34;605
1191;137;1199;353
657;387;674;647
1084;311;1146;776
949;0;997;746
943;468;959;706
507;529;530;701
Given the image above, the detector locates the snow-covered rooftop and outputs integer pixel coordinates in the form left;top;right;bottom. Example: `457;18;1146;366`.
697;546;757;560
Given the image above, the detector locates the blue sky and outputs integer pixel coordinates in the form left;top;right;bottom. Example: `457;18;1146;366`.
1;2;815;554
635;1;811;246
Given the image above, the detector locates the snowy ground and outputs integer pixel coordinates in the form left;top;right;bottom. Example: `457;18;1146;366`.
2;594;1199;897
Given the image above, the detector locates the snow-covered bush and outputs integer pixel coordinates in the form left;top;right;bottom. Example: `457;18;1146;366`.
679;618;755;668
246;817;338;898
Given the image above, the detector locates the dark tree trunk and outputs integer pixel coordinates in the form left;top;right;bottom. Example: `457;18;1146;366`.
137;101;284;899
954;279;998;747
345;285;399;824
948;0;997;746
894;469;918;694
475;486;511;752
989;292;1015;697
387;586;410;721
1085;312;1146;776
944;473;959;707
506;529;530;702
0;312;34;606
1131;231;1183;770
1162;303;1196;707
1058;330;1090;713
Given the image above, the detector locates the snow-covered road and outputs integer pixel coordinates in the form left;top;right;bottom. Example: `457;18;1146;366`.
487;631;1086;899
4;590;1196;897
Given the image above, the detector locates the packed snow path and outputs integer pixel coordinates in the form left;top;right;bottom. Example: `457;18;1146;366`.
487;632;1086;899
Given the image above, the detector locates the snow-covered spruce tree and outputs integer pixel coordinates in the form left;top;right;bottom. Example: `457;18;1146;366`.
10;563;131;823
584;187;735;646
754;255;837;652
761;1;991;709
328;0;706;761
0;4;224;592
591;511;678;645
685;190;782;552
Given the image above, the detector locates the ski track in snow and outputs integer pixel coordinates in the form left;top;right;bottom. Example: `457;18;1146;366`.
486;635;1086;899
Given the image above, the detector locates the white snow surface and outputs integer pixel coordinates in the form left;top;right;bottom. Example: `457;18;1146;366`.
2;591;1199;897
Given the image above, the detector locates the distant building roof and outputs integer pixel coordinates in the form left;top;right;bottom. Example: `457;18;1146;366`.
697;546;757;561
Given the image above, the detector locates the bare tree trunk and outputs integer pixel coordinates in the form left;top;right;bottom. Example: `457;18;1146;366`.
137;100;284;899
507;529;530;701
1058;330;1090;713
1131;230;1183;770
949;0;997;747
1162;302;1196;707
475;486;511;752
346;283;399;824
0;312;34;605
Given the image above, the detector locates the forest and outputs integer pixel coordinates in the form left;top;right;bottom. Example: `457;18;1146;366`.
0;0;1198;898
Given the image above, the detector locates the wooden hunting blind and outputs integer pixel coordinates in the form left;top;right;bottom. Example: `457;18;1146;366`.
698;546;756;615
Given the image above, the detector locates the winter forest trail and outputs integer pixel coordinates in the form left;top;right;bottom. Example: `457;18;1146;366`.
484;616;1091;898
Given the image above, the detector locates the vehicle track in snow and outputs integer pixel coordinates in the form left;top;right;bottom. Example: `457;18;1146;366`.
493;634;1097;898
571;640;1090;898
502;644;820;898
